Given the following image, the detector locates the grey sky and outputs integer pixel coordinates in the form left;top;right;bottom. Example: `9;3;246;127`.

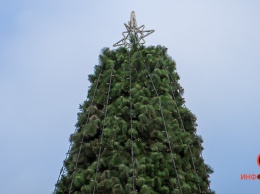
1;1;260;193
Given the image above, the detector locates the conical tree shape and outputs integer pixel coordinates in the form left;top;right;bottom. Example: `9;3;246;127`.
54;45;214;194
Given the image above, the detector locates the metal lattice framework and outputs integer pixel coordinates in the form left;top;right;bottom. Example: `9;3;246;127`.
113;11;154;48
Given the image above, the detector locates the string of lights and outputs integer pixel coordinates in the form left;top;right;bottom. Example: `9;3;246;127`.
159;50;211;193
92;67;114;193
158;53;202;193
68;68;103;194
139;50;183;194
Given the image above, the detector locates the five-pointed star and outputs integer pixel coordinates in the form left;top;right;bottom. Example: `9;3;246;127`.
113;11;154;48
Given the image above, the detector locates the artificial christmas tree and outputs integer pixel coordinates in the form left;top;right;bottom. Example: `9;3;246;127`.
54;12;214;194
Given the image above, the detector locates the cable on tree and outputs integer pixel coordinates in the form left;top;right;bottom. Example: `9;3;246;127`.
139;50;183;194
157;54;202;193
53;130;74;194
128;51;136;193
158;50;212;193
67;68;103;194
93;66;114;194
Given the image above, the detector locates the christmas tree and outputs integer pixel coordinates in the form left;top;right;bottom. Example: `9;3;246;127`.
54;11;214;194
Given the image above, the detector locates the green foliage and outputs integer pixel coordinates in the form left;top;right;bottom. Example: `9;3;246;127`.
112;184;125;194
182;183;192;194
140;185;156;194
150;142;166;152
54;45;214;194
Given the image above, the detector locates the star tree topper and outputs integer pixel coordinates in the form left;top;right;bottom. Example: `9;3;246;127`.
113;11;155;48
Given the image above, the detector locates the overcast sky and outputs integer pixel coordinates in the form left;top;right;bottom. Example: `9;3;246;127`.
1;1;260;194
